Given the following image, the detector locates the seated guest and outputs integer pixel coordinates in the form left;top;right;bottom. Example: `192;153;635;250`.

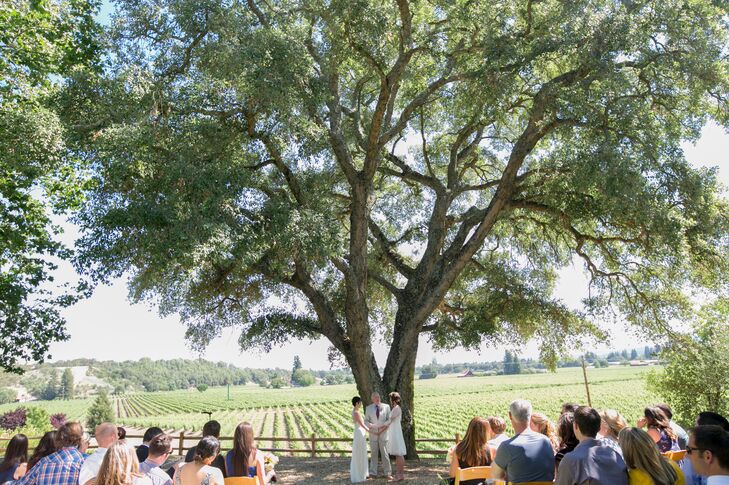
680;412;729;485
556;412;580;467
687;426;729;485
562;403;581;415
619;427;684;485
137;428;163;464
225;423;274;485
95;441;143;485
79;423;119;485
657;404;689;450
26;432;57;471
531;413;560;452
139;434;173;485
10;422;86;485
493;399;555;483
638;407;679;452
184;421;225;477
556;406;628;485
448;417;494;485
175;437;223;485
600;409;628;457
0;434;28;482
487;417;509;448
117;428;127;442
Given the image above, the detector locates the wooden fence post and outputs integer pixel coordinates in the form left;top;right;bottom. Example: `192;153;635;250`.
455;433;460;444
178;431;185;456
310;433;316;458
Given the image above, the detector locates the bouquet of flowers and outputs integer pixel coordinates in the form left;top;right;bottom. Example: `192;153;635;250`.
263;452;279;473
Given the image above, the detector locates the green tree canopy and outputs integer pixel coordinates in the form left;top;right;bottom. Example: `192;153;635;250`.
60;368;74;399
86;390;114;429
67;0;729;454
0;0;100;373
648;300;729;426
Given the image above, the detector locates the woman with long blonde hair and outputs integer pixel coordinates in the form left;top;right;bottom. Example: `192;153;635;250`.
449;417;494;485
95;441;143;485
530;413;560;452
618;427;684;485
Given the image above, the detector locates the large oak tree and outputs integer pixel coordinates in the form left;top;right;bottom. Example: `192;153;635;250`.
66;0;729;454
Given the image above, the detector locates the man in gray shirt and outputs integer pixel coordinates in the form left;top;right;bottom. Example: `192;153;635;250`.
556;406;628;485
493;399;555;483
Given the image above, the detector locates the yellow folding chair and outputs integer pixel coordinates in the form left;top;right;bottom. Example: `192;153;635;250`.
224;477;260;485
493;481;554;485
667;450;687;461
454;466;493;485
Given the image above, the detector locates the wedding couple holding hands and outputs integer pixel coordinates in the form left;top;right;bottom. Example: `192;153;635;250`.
351;392;407;483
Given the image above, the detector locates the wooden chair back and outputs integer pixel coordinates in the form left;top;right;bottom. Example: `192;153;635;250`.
454;466;493;485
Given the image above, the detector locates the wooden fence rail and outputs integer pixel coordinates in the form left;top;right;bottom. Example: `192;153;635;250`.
0;432;462;457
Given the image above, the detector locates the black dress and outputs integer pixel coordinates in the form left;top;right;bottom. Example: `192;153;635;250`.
450;454;492;485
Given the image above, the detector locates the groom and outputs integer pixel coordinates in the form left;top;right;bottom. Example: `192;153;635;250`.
365;392;392;478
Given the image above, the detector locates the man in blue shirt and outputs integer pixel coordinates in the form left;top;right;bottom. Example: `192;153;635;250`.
11;422;86;485
493;399;555;483
556;406;628;485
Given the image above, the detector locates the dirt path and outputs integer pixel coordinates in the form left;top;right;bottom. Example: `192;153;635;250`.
273;457;449;484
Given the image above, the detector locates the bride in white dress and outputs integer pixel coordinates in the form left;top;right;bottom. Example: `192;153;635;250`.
384;392;406;481
350;396;369;483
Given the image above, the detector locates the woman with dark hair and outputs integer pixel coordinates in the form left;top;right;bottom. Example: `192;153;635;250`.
448;417;494;485
174;437;224;485
0;434;28;482
225;422;274;484
555;412;579;467
350;396;369;483
637;406;679;452
27;431;57;470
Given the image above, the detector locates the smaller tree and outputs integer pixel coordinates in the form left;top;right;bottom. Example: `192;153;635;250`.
26;407;50;431
86;390;114;429
648;300;729;426
269;377;286;389
0;388;16;404
41;370;59;400
60;369;74;400
196;384;208;393
630;349;639;360
292;356;302;373
291;369;315;387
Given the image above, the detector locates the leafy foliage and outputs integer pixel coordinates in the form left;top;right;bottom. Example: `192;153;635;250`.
60;368;74;400
0;408;27;430
26;407;50;430
0;388;16;405
0;0;100;373
50;413;67;429
86;390;114;429
648;300;729;426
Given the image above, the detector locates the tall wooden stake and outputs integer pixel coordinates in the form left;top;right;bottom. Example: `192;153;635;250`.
581;356;592;407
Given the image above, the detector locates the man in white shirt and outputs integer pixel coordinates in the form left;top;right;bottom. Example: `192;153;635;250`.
487;416;509;448
139;434;173;485
688;425;729;485
78;423;118;485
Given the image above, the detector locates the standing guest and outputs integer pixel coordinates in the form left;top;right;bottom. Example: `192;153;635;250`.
657;404;689;450
531;413;560;451
350;397;369;484
137;428;163;464
556;406;628;485
184;421;225;477
26;432;57;471
687;426;729;485
638;407;679;452
95;442;143;485
365;392;391;479
487;417;509;448
600;409;628;457
10;422;86;485
492;399;555;483
139;434;173;485
619;427;684;485
562;403;581;415
175;437;223;485
449;417;494;485
79;423;119;485
556;412;580;467
0;435;28;482
383;392;406;482
224;423;274;485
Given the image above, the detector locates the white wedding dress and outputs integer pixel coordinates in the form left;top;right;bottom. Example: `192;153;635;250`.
350;409;369;483
387;405;406;456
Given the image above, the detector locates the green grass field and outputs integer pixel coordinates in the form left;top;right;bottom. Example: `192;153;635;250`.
0;366;659;452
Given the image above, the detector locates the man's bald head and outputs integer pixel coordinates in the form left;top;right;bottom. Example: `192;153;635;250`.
95;423;119;448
